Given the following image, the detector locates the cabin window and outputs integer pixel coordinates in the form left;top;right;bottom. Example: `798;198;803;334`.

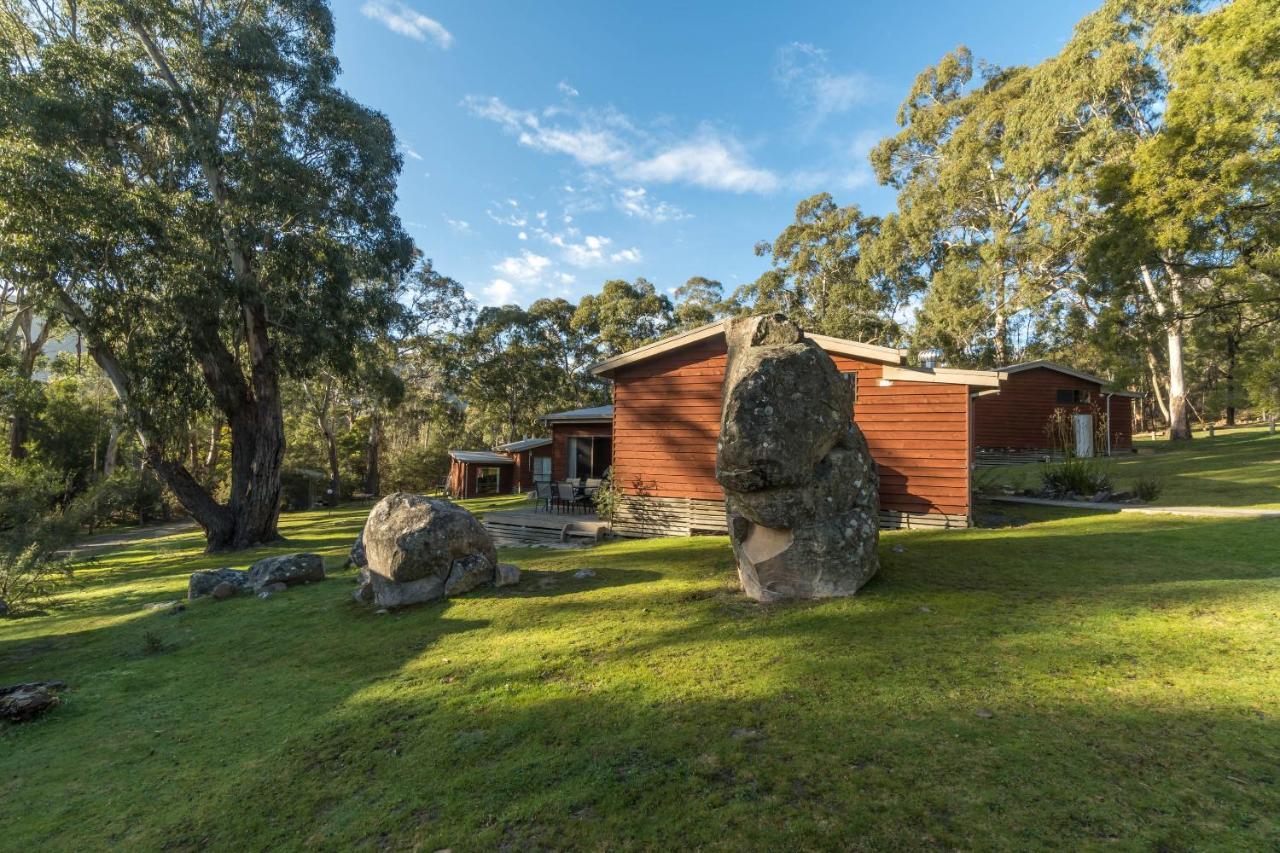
567;436;611;480
532;455;551;483
1056;389;1089;404
841;370;858;411
475;466;503;495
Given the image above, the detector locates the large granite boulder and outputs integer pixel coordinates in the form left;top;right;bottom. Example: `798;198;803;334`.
715;314;879;601
188;568;252;600
355;493;503;608
247;553;325;590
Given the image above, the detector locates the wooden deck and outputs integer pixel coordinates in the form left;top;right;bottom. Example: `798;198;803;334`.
483;509;611;546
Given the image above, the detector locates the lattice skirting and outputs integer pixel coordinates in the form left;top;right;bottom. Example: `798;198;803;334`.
610;494;969;537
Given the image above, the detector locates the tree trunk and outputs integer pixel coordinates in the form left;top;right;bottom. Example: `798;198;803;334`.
993;305;1008;366
1224;329;1238;426
203;421;223;487
1166;323;1191;441
103;422;121;476
7;310;51;460
365;411;382;496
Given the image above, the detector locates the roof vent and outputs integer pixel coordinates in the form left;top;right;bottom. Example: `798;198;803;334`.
918;347;943;369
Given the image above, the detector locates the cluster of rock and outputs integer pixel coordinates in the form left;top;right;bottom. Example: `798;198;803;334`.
188;553;325;601
353;492;519;608
715;314;880;602
1;680;67;722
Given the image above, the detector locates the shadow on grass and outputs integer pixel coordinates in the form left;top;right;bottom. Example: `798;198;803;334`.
3;509;1279;848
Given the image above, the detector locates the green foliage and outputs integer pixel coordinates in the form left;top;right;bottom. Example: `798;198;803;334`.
736;194;911;344
1039;458;1114;498
1131;474;1164;502
591;470;622;523
0;458;83;614
571;278;672;357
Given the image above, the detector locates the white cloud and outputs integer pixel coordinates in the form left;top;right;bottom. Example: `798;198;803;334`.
400;143;423;161
493;250;552;283
517;231;528;241
627;138;779;193
464;95;779;195
360;1;453;48
774;42;875;130
558;80;579;97
615;186;689;222
610;247;642;263
445;217;471;233
483;279;516;305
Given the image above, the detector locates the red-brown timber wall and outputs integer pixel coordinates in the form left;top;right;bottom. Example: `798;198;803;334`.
973;367;1132;452
610;337;974;524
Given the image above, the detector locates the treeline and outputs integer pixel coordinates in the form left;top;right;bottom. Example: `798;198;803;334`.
1;0;1277;556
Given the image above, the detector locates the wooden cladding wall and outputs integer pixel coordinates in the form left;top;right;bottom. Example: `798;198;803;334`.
550;422;612;481
973;367;1133;451
610;338;975;522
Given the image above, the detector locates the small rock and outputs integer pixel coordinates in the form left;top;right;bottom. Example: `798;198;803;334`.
375;608;389;615
573;569;596;579
348;531;368;569
257;582;288;599
890;545;907;554
247;553;325;591
495;563;521;587
143;600;182;611
731;726;762;740
974;708;994;719
188;567;251;600
919;606;932;613
444;553;496;597
0;681;67;722
211;582;238;600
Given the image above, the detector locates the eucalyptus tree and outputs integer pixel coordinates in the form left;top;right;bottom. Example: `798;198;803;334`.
871;50;1074;365
739;193;905;344
1014;0;1225;439
571;278;672;357
0;0;415;549
671;276;725;330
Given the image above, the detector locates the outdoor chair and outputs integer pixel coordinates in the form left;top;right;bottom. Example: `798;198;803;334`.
554;481;577;514
533;481;554;513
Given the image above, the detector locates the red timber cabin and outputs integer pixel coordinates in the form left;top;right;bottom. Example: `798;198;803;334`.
973;361;1140;459
446;437;552;499
586;321;1006;537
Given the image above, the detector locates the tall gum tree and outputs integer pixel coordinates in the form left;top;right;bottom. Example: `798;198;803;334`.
0;0;414;549
1016;0;1219;440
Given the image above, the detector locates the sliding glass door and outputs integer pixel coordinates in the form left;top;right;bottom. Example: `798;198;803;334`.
566;436;612;480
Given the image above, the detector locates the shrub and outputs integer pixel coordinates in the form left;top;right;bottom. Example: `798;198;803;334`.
1132;475;1164;502
1039;458;1113;498
592;471;621;522
140;630;167;655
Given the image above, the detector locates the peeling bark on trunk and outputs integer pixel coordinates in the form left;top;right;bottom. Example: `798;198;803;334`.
103;422;121;476
365;411;382;497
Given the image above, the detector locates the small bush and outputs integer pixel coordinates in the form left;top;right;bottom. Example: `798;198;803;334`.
592;471;621;522
1132;475;1164;502
140;630;167;655
1039;458;1113;498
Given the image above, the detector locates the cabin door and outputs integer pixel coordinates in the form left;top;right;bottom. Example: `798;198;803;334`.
1073;413;1094;458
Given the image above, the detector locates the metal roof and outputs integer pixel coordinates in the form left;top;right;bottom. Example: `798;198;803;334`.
1000;360;1140;396
587;319;904;376
540;405;614;422
495;437;552;452
448;450;514;465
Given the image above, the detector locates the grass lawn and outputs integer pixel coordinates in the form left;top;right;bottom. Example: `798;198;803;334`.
2;500;1278;849
983;425;1280;509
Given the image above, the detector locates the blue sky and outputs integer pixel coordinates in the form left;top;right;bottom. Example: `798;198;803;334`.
331;0;1097;308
